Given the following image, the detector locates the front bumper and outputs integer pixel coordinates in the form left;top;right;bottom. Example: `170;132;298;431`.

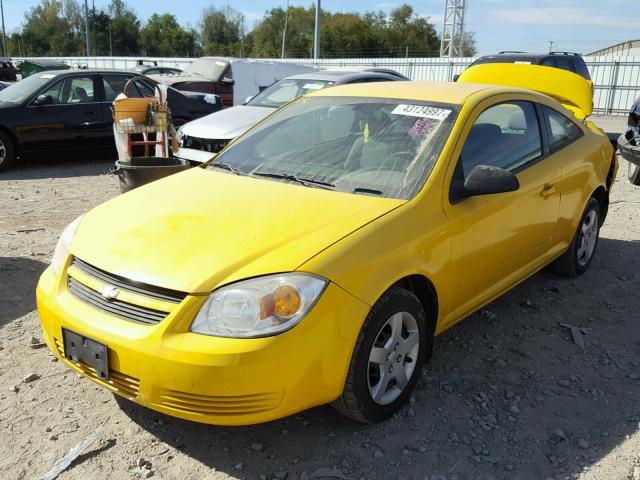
174;147;216;164
36;266;369;425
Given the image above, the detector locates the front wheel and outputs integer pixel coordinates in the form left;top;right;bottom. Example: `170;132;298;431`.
628;161;640;186
550;197;600;277
331;287;431;423
0;131;16;172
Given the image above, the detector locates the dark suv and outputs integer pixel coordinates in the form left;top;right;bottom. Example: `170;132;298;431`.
464;51;591;80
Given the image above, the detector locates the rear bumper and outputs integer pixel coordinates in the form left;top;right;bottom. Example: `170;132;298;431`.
36;266;369;425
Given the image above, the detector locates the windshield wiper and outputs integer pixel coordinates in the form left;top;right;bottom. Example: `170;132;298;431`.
209;162;247;176
252;171;335;190
353;187;383;196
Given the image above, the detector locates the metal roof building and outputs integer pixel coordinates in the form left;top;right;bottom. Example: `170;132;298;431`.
587;40;640;57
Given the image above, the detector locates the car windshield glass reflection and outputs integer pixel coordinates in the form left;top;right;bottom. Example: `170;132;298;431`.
248;79;336;108
0;73;56;104
207;96;456;200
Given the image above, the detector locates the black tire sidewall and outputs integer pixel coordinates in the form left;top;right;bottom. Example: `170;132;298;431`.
0;131;15;171
351;288;429;422
628;161;640;186
572;198;600;275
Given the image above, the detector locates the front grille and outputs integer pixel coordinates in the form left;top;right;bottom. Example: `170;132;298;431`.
71;257;186;304
68;277;168;325
155;388;282;417
182;135;229;154
54;337;140;398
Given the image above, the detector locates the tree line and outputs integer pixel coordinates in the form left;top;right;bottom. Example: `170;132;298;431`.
4;0;476;58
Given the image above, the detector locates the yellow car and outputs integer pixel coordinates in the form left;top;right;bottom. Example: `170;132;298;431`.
37;64;616;425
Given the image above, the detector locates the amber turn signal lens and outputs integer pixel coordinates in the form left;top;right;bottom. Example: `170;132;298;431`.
259;284;302;320
273;285;301;318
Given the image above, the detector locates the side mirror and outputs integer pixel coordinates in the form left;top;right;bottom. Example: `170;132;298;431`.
221;77;235;86
453;74;460;82
33;94;53;106
463;164;519;197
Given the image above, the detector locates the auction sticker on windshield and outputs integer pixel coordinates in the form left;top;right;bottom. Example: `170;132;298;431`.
391;104;451;120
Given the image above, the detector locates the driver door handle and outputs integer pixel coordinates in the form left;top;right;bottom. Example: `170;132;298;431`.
541;183;558;198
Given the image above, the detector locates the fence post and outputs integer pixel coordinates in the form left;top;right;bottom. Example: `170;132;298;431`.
606;60;620;115
447;61;454;82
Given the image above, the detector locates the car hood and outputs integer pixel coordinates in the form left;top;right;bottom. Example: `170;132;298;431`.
181;105;274;140
70;168;403;294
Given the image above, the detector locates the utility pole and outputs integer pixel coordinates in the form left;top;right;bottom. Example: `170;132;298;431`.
548;40;557;52
313;0;321;59
92;0;96;56
108;19;112;56
84;0;90;56
0;0;7;57
281;0;289;59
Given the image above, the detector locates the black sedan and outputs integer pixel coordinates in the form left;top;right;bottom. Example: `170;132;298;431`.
0;69;223;171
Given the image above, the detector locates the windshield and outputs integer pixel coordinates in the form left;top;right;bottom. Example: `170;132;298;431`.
184;58;228;81
0;72;57;104
207;96;456;200
248;79;336;108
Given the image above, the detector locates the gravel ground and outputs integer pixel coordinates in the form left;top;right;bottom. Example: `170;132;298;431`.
1;155;639;480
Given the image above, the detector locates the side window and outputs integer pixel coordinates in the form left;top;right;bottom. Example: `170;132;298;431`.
101;75;129;102
124;79;155;98
542;106;583;150
40;76;95;104
553;57;574;73
459;101;542;177
541;58;556;69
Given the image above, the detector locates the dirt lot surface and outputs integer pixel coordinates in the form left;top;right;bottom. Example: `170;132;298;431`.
1;156;639;480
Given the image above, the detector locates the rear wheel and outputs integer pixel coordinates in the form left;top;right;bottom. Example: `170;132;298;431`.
550;198;600;277
331;287;431;423
628;161;640;186
0;131;16;172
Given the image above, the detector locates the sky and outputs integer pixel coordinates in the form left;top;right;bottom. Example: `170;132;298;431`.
0;0;636;56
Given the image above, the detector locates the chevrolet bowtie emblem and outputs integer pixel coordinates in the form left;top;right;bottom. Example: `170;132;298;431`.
100;285;119;301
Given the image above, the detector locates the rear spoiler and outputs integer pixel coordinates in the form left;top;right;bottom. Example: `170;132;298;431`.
457;63;593;119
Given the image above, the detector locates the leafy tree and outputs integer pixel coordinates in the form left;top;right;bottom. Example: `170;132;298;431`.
107;0;140;55
462;31;478;57
139;13;197;56
201;6;244;56
18;0;84;55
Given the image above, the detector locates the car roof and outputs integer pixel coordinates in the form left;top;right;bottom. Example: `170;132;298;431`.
308;81;531;105
284;70;403;83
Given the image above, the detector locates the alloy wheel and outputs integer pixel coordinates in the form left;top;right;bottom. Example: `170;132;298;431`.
576;209;598;267
367;311;420;405
0;139;5;163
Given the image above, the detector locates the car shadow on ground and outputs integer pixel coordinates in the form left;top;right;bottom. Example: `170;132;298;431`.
0;257;48;327
0;153;115;181
116;237;640;480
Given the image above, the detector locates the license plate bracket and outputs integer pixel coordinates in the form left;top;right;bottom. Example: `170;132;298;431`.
62;328;109;381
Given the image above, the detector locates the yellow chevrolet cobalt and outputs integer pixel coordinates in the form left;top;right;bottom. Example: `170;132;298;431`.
37;64;615;425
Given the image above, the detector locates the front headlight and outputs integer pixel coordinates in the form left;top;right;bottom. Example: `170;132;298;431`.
176;125;185;147
190;273;328;338
51;215;83;277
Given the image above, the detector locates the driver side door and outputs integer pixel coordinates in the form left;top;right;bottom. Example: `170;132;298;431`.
19;74;105;152
440;97;561;329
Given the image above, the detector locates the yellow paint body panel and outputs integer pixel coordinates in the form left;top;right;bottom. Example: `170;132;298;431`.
37;77;615;425
457;63;593;118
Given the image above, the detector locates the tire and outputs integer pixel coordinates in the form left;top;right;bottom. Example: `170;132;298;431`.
628;161;640;186
172;117;188;128
331;287;432;423
0;130;16;172
550;198;600;277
